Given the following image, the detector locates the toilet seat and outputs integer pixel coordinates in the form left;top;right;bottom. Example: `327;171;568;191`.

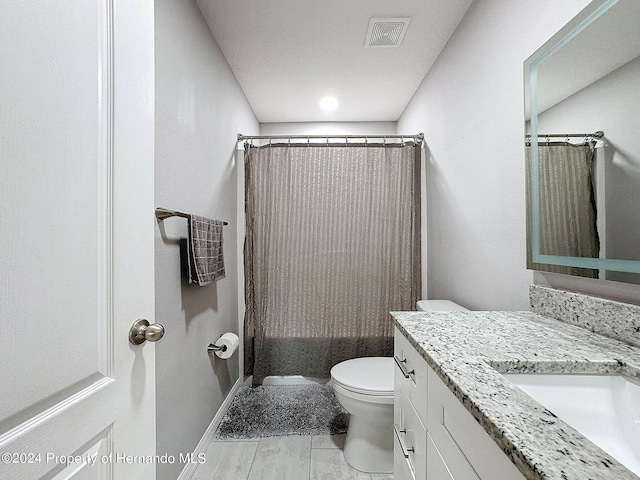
330;357;394;396
332;381;394;405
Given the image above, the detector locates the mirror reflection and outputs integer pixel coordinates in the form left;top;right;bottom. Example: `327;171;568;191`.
525;0;640;284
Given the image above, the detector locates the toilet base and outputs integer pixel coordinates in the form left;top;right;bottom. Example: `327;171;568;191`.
343;415;393;473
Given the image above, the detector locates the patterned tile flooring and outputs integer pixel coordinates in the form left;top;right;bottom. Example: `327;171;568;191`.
191;434;394;480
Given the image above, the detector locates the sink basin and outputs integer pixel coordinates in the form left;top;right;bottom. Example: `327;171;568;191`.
503;373;640;476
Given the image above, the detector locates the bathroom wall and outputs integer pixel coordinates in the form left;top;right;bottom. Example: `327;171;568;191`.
154;0;258;478
395;0;624;310
260;122;396;138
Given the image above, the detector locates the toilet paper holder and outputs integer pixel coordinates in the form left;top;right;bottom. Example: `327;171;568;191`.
207;342;226;353
207;332;239;359
208;333;232;353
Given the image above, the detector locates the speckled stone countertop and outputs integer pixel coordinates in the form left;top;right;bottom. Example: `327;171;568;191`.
391;310;640;480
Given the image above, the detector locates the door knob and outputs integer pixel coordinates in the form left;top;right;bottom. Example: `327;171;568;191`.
129;319;165;345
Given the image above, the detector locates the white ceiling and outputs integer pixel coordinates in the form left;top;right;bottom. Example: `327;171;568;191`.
196;0;474;123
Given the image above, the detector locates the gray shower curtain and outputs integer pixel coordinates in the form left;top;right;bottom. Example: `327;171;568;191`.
525;143;599;277
244;142;421;383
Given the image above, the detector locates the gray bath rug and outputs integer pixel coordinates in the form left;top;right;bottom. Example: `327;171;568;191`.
215;384;349;439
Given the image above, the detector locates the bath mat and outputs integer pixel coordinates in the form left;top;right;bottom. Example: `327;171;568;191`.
215;384;349;439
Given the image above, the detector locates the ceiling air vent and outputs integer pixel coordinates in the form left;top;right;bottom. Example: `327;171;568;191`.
365;17;411;47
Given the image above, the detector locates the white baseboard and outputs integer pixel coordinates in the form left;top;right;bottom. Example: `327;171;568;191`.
176;378;242;480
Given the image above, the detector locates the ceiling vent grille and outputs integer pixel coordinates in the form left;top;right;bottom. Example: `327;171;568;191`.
365;17;411;47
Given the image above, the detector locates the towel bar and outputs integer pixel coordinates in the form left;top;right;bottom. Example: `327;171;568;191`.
155;207;228;225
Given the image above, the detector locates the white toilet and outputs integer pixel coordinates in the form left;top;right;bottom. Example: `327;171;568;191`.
331;357;394;473
330;299;468;474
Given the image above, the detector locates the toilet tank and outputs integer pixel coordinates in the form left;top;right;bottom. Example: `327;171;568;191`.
416;300;468;312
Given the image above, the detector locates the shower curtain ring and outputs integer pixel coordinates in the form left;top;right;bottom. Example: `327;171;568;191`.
345;136;348;146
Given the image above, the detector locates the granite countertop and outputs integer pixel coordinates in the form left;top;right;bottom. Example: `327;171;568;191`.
391;310;640;480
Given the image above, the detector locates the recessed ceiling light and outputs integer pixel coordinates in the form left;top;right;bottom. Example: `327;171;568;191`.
319;96;338;111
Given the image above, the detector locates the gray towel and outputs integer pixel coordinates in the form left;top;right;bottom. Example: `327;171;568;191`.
187;215;225;285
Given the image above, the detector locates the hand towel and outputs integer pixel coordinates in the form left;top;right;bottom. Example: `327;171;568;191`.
187;214;225;285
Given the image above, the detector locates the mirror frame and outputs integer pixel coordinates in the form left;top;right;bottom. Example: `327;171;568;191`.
524;0;640;275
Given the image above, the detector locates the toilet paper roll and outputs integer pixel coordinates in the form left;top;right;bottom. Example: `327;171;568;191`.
213;332;239;359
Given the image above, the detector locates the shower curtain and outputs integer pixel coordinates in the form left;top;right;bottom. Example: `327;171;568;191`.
244;141;421;383
525;143;599;277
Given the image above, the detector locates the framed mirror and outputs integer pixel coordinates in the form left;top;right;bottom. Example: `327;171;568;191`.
524;0;640;284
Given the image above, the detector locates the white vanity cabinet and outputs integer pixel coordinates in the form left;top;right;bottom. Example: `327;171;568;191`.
393;328;526;480
394;328;428;480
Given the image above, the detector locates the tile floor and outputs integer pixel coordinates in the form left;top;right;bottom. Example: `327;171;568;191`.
192;434;394;480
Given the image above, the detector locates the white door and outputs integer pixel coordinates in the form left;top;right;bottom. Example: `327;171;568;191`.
0;1;157;479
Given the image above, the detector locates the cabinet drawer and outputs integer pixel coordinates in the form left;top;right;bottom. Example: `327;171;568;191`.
427;368;525;480
394;426;414;480
427;433;454;480
394;327;428;425
394;383;426;479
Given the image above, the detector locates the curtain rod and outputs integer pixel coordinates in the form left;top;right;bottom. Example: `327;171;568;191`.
237;133;424;143
525;131;604;139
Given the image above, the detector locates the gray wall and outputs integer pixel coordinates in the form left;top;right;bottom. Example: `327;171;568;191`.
154;0;258;478
396;0;622;310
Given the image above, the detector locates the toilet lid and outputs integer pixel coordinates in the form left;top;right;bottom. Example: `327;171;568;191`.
330;357;394;395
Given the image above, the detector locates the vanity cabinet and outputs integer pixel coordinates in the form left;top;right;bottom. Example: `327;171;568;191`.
393;328;526;480
394;329;428;480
